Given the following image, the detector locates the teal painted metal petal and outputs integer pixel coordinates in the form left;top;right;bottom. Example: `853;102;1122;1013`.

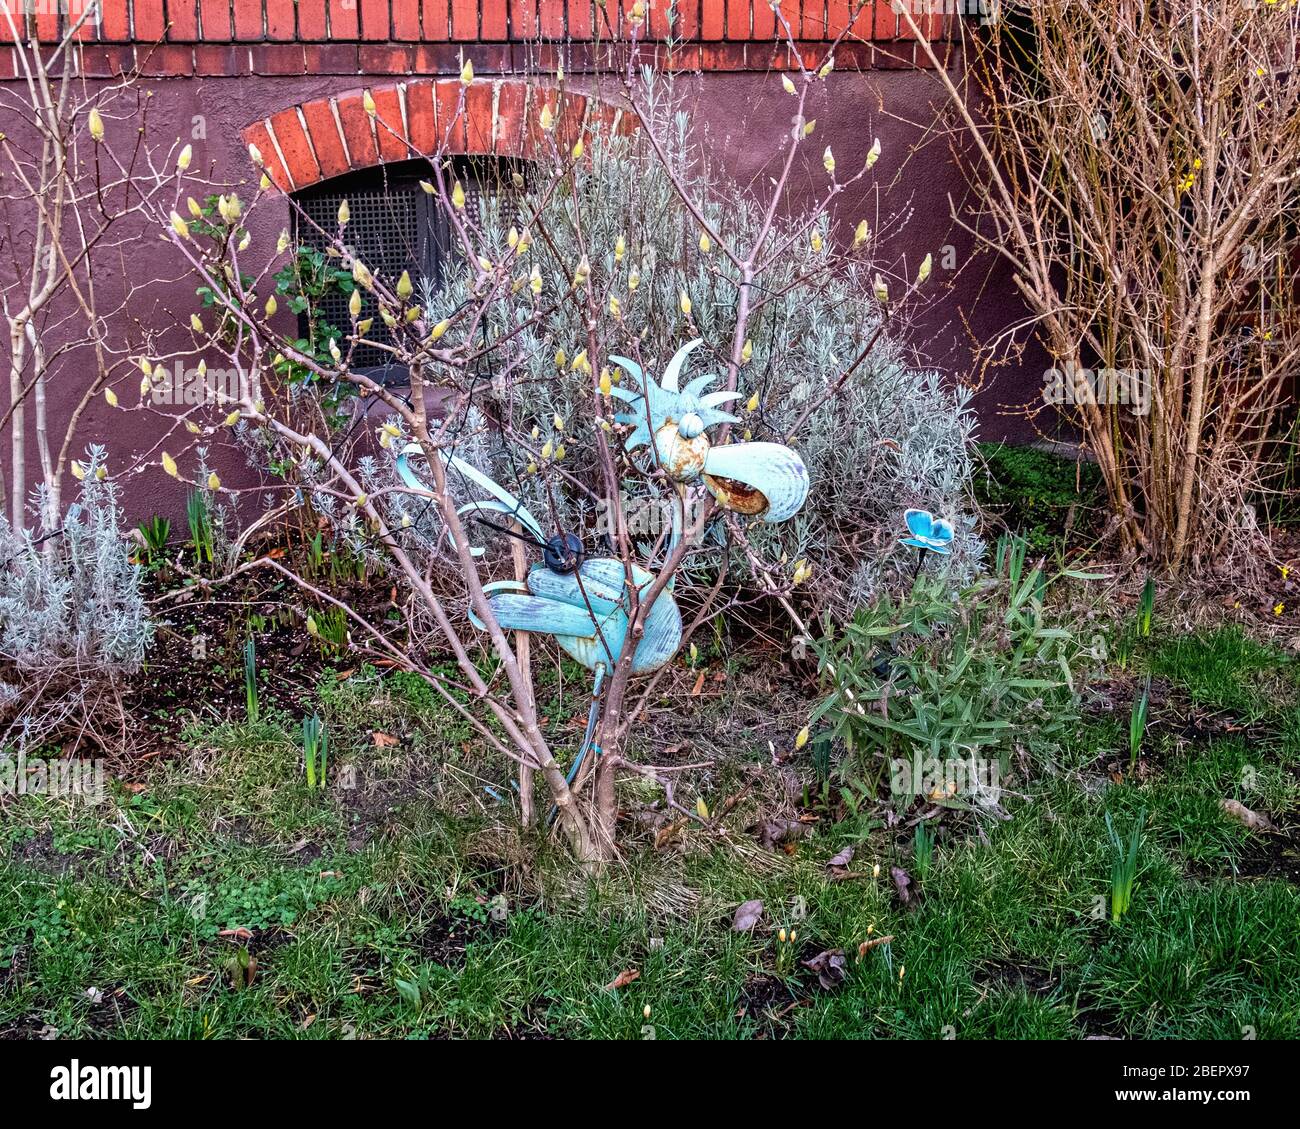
683;372;718;397
480;558;681;675
702;442;810;522
660;338;703;393
699;390;743;409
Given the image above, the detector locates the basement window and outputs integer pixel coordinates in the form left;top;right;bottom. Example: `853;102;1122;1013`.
291;157;521;381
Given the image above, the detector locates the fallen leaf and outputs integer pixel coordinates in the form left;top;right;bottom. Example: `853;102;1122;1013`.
604;968;640;991
732;899;764;932
690;670;705;697
372;731;399;748
801;948;848;990
890;865;913;905
218;928;254;940
856;935;895;959
1221;798;1275;833
826;845;855;870
121;782;147;794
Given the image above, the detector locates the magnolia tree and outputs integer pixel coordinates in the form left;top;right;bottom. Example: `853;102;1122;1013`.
905;1;1300;572
104;16;966;864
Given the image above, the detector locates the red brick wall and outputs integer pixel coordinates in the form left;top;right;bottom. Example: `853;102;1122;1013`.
0;2;961;76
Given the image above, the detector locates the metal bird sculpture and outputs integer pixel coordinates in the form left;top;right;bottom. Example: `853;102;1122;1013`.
609;338;810;523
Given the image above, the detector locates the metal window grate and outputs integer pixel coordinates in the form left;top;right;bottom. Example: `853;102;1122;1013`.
292;158;507;377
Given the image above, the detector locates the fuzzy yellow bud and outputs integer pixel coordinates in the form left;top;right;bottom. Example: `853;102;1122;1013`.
328;338;341;363
866;137;882;169
802;119;816;137
88;108;104;142
699;231;712;254
573;255;590;286
679;291;692;317
554;443;566;461
541;439;554;459
916;252;932;286
873;274;889;305
419;180;436;195
529;265;542;295
349;288;362;319
599;370;612;397
609;294;621;319
430;318;450;341
452;181;466;210
782;74;797;96
740;340;753;365
338;199;350;226
571;136;584;160
259;173;271;191
811;230;823;253
187;197;202;219
554;349;566;369
352;261;373;290
614;235;626;262
628;268;640;292
264;295;277;318
237;230;251;252
795;725;810;750
190;313;204;333
355;493;367;508
362;90;377;117
248;142;263;167
508;227;520;250
396;270;413;300
539;103;555;132
277;230;290;255
460;57;474;85
819;56;834;79
553;413;566;432
101;386;118;408
696;797;709;820
571;349;589;373
207;472;221;492
177;144;192;172
170;211;190;240
477;256;493;272
96;465;107;480
161;452;178;478
745;391;760;412
225;411;240;427
854;219;869;248
517;228;532;253
823;146;835;175
630;0;646;25
71;460;86;481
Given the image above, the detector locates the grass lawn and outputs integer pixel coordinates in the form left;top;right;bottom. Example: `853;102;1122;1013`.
2;626;1297;1040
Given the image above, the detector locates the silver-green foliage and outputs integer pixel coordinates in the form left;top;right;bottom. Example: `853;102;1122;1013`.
416;83;977;610
0;446;153;672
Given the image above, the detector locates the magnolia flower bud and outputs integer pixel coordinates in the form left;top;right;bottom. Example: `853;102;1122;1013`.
573;255;590;286
508;226;520;250
363;90;377;117
162;452;179;478
349;288;362;319
430;318;450;340
810;230;823;253
873;274;889;304
277;230;290;254
208;472;221;491
396;270;413;299
628;268;640;292
452;181;466;210
170;211;190;240
539;104;555;132
745;391;759;412
823;146;835;175
419;180;435;195
225;410;240;426
265;295;277;317
71;460;86;480
679;291;692;317
853;219;869;247
190;313;204;333
614;235;625;262
609;294;621;319
782;74;796;95
819;56;834;78
741;339;753;364
177;144;192;171
699;231;711;253
460;58;474;85
88;108;104;142
338;199;350;226
916;252;933;286
248;142;263;167
571;137;584;160
103;387;118;407
187;196;202;219
599;370;612;397
529;264;542;295
866;137;882;168
795;725;810;749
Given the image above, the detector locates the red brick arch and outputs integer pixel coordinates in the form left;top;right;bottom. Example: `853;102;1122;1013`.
241;79;630;192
